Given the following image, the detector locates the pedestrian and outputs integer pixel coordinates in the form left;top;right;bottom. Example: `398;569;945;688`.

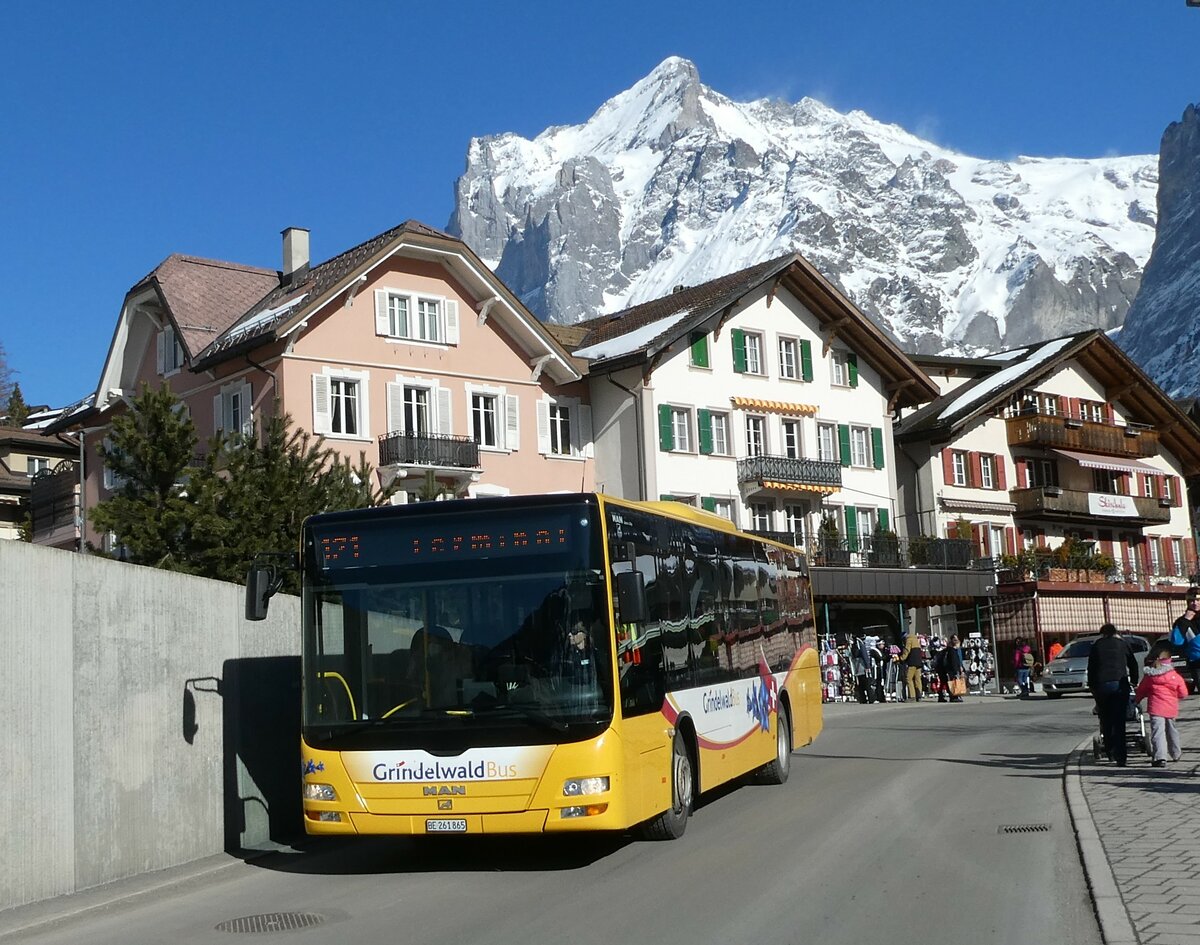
1048;640;1064;663
937;635;965;703
900;629;925;702
1169;587;1200;694
1087;623;1140;767
1134;644;1189;767
1014;639;1034;697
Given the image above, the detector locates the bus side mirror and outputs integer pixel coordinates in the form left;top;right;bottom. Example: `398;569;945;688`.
245;567;275;621
616;570;648;624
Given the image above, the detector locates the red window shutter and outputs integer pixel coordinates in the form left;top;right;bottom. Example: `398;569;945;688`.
1165;539;1177;574
1098;529;1113;558
994;455;1007;490
942;449;955;485
1005;528;1016;556
1155;475;1166;499
1185;538;1197;574
1171;475;1183;507
1035;528;1046;547
971;524;983;554
969;451;983;488
1015;458;1028;487
1118;473;1130;496
1057;395;1067;415
1103;403;1115;424
1068;397;1081;418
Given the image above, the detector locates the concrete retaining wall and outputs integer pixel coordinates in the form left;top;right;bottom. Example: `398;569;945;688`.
1;540;300;913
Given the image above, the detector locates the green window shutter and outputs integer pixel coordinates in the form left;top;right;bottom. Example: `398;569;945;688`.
731;329;747;373
658;404;674;451
800;339;813;382
690;333;709;368
697;408;713;454
871;427;885;469
878;509;889;532
848;353;859;388
701;496;717;512
845;507;859;552
660;494;674;501
838;424;851;467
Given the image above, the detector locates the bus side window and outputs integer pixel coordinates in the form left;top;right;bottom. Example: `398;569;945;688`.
691;531;733;685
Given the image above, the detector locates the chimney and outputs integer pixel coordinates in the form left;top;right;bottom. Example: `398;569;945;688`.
281;227;310;285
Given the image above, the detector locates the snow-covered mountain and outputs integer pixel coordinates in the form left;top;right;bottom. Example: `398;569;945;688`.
1116;103;1200;398
449;57;1157;354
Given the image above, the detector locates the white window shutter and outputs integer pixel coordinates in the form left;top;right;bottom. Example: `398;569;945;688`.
578;404;594;458
436;387;452;435
386;382;405;434
374;290;390;336
156;331;166;375
213;394;224;433
241;382;254;437
504;394;520;451
445;300;459;344
536;400;551;455
312;374;332;435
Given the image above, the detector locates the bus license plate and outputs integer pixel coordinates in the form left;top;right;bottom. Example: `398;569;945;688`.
426;818;468;833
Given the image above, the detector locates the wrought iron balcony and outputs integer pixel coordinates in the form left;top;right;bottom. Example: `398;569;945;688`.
378;431;480;470
1005;414;1158;459
747;532;979;571
736;454;842;489
1009;486;1170;525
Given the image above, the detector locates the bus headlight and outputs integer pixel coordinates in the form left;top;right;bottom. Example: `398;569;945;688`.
563;776;609;796
303;783;337;801
561;804;608;819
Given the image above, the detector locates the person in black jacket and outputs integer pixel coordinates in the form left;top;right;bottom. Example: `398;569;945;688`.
1087;623;1141;766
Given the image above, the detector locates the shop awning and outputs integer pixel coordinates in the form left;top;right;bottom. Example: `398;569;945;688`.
1052;449;1161;476
730;397;818;415
759;480;840;494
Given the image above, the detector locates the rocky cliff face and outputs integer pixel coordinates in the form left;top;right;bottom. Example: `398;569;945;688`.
1117;104;1200;397
449;58;1157;355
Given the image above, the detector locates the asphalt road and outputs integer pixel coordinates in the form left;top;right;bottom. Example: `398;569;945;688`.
3;695;1101;945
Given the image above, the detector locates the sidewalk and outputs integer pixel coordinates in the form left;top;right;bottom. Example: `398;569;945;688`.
1069;710;1200;945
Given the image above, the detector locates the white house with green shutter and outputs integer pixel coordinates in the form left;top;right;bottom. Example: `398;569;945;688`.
569;254;939;547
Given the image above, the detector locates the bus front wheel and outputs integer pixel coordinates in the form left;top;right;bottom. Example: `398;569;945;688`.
643;732;694;840
755;703;792;785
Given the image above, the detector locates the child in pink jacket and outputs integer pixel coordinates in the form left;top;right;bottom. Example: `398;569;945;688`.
1134;646;1190;767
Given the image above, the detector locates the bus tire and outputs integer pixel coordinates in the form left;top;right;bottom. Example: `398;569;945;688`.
755;702;792;785
642;732;694;841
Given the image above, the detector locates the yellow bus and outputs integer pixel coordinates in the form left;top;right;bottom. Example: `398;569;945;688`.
247;493;822;840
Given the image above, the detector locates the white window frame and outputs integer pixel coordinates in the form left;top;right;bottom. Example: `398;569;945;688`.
712;498;735;522
817;422;837;463
466;383;518;452
536;395;592;459
980;454;995;490
471;390;501;449
750;501;772;531
1042;394;1058;416
952;451;968;486
405;385;432;436
26;456;49;477
214;379;254;439
988;524;1005;557
850;425;870;468
778;336;798;380
744;332;764;376
831;351;849;387
710;411;730;456
670;407;693;453
781;418;801;459
312;367;371;440
374;288;459;346
784;505;806;541
745;415;767;457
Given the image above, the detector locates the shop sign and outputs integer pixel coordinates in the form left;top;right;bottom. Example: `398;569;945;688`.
1087;493;1137;517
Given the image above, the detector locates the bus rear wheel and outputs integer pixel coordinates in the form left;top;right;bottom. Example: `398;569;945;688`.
755;703;792;785
643;732;694;840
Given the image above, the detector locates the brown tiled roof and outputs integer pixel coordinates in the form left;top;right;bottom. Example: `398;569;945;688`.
542;323;592;375
141;255;279;358
573;254;796;356
194;220;457;366
0;426;79;451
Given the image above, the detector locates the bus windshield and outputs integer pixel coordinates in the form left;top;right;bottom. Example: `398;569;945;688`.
300;499;611;749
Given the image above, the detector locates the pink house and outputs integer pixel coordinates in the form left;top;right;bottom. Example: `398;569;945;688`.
47;221;593;551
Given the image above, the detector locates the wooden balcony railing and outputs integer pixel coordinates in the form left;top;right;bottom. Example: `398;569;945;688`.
1005;414;1158;459
1009;486;1170;524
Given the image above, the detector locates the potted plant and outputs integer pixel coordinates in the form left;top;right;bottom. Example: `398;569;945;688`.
816;514;849;566
868;523;902;567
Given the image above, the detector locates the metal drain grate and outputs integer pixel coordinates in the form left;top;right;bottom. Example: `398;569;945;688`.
215;913;326;934
998;823;1052;835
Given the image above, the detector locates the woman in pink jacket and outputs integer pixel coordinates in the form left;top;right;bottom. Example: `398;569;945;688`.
1134;646;1190;767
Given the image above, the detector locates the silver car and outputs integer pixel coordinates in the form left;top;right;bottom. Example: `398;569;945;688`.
1042;633;1151;699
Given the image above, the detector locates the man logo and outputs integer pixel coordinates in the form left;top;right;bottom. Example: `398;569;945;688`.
423;785;466;796
437;799;453;810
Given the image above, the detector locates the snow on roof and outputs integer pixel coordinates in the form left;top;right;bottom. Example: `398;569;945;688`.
936;336;1076;422
573;308;694;361
222;294;308;345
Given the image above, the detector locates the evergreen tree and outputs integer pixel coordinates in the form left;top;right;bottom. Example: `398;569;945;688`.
89;383;199;569
187;410;389;591
4;383;30;426
0;342;13;412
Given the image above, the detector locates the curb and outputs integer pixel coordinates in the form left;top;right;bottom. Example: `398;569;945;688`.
1063;735;1138;945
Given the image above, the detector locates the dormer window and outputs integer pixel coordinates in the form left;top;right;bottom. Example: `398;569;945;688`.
157;325;185;376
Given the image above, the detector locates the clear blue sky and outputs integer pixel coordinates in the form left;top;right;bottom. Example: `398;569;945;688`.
2;0;1197;409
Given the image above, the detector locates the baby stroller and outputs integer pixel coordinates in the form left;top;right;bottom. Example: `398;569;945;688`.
1091;692;1149;761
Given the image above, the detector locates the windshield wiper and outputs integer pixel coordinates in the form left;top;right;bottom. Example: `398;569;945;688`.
482;704;569;733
